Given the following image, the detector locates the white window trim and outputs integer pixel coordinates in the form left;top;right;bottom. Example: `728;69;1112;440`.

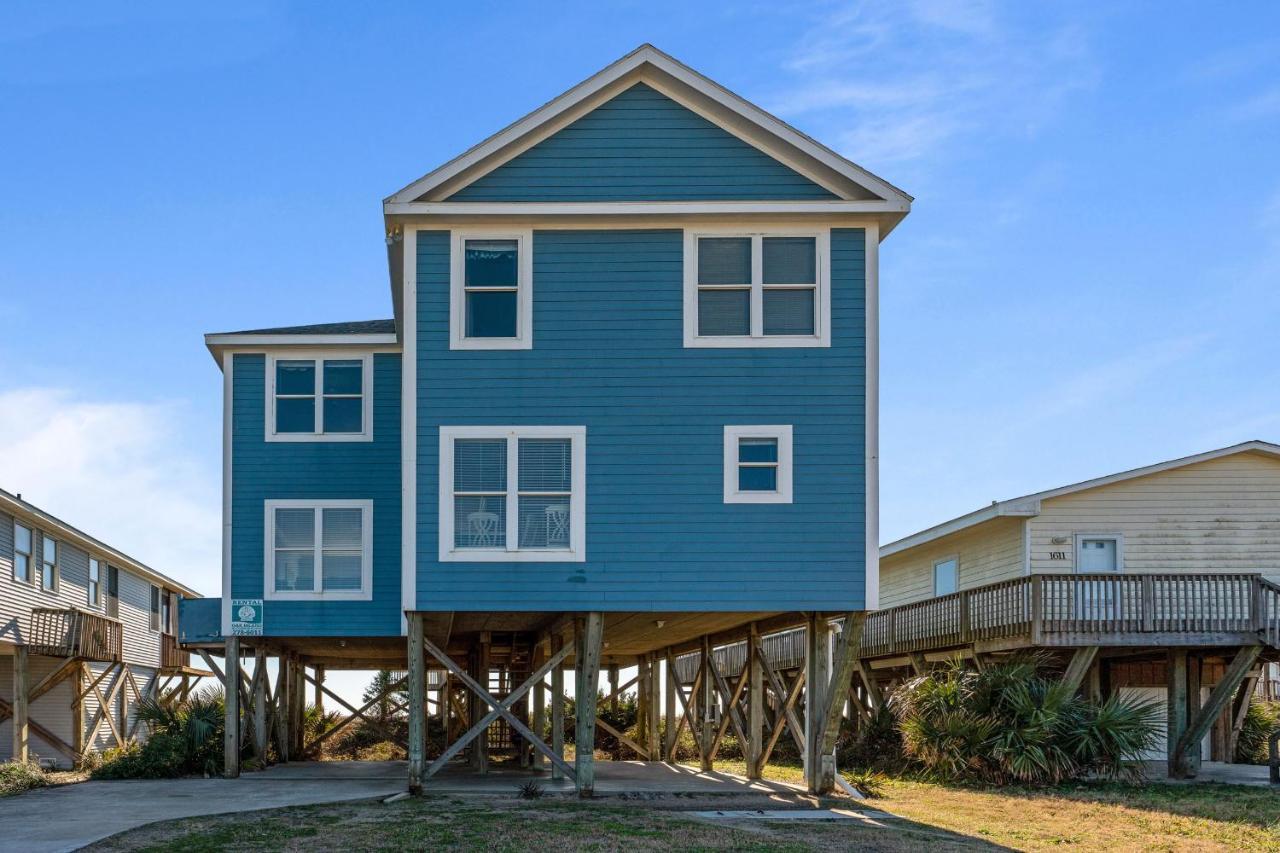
683;228;831;348
264;499;374;601
87;556;101;608
264;352;374;443
933;556;959;597
1073;533;1125;573
39;533;58;594
723;425;793;504
439;425;586;562
12;520;32;585
449;229;534;350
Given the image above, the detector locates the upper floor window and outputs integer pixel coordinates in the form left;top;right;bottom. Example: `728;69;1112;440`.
40;535;57;592
105;565;120;618
13;522;31;583
449;231;533;350
933;557;958;597
161;590;172;633
88;557;101;606
149;584;161;631
266;354;373;442
684;230;830;348
439;426;586;561
265;500;373;600
723;425;793;504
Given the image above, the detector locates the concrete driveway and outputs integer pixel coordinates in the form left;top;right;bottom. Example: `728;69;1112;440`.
0;763;404;853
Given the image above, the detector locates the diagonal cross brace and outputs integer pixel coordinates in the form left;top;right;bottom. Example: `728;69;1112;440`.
422;636;574;780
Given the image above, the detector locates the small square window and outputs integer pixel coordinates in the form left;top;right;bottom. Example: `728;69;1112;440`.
451;232;532;350
724;426;793;504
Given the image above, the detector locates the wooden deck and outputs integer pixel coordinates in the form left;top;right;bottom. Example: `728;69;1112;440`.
28;607;123;662
861;573;1280;661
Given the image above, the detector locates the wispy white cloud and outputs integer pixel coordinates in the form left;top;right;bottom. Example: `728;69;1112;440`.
771;2;1097;170
0;387;219;595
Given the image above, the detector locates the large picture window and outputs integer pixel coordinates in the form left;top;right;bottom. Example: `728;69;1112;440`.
439;426;586;561
266;354;373;441
264;500;373;600
684;230;830;347
450;230;533;350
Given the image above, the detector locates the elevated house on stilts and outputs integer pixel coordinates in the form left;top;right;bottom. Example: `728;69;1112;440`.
181;44;910;795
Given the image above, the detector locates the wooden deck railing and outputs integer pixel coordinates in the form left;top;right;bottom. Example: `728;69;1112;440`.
673;625;807;684
29;608;123;662
160;632;189;670
861;573;1280;659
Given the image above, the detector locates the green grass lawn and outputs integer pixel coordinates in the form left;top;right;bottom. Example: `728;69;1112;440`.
83;762;1280;852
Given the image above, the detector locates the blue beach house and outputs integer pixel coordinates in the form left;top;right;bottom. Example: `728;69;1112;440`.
188;45;911;795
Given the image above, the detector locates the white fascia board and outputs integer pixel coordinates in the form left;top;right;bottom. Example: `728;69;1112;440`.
204;334;402;367
384;200;909;216
383;44;912;208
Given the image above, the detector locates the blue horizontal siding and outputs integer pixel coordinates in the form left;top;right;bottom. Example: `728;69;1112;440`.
447;84;837;202
416;227;866;611
231;353;402;636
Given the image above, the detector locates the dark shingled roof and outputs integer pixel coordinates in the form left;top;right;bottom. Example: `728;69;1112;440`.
217;319;397;336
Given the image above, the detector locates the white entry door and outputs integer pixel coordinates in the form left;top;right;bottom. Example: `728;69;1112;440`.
1075;536;1121;619
1078;537;1120;573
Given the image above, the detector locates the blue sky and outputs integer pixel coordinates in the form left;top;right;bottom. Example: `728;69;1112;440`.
2;1;1279;599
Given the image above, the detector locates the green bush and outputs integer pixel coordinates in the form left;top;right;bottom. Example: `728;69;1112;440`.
838;705;905;772
1235;701;1280;764
0;761;49;797
92;686;230;780
894;654;1160;786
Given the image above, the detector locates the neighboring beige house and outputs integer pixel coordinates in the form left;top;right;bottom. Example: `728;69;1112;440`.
865;441;1280;777
0;489;203;768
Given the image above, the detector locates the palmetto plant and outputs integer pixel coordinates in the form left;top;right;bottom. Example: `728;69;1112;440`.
132;685;227;776
894;654;1160;786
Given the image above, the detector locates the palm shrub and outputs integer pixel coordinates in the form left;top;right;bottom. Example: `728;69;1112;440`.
1234;701;1280;764
894;654;1160;785
92;686;228;779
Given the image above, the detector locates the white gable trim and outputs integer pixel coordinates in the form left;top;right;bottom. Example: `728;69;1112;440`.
881;440;1280;558
384;44;911;209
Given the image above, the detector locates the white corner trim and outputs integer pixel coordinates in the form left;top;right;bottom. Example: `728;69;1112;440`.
448;229;534;350
221;350;233;635
865;222;880;611
723;424;793;504
683;227;831;349
401;228;418;631
263;351;374;442
438;425;586;563
263;499;374;601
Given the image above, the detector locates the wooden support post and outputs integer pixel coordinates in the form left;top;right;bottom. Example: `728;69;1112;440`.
608;663;619;714
804;613;830;793
699;635;714;772
747;623;764;779
12;645;29;764
223;637;240;778
294;657;306;758
1229;671;1260;761
636;654;650;761
812;613;863;794
1185;654;1202;777
1060;647;1100;696
470;633;491;773
1166;649;1189;778
1172;646;1261;778
277;654;291;763
532;645;547;771
663;650;677;762
551;632;566;781
314;665;325;715
407;612;425;794
253;649;268;758
575;612;603;797
72;662;86;758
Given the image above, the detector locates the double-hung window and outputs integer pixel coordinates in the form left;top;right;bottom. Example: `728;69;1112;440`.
267;354;372;441
88;557;101;606
723;425;793;504
149;584;161;631
13;522;31;583
684;230;830;347
265;500;373;600
440;426;586;561
449;230;533;350
40;535;57;591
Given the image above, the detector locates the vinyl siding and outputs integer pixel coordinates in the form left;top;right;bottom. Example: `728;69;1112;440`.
447;83;837;202
0;653;76;767
879;516;1025;607
230;353;403;636
415;228;866;611
1028;451;1280;580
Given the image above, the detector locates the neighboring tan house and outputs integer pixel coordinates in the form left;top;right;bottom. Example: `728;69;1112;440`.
0;489;203;768
868;441;1280;777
